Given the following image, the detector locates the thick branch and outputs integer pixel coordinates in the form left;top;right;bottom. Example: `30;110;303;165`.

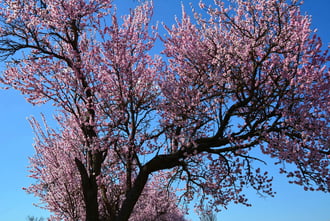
115;151;183;221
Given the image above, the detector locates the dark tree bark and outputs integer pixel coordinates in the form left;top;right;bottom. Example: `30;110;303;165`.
75;158;100;221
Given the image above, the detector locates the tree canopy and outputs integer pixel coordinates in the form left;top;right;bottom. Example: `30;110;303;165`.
0;0;329;220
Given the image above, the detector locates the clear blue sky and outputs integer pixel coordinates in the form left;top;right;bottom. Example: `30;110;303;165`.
0;1;329;221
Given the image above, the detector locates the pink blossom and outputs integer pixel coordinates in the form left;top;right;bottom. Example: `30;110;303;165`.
0;0;329;220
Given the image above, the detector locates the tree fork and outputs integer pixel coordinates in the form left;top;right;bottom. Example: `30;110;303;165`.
115;152;183;221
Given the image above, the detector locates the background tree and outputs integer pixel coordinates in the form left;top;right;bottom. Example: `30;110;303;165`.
26;216;45;221
199;205;217;221
0;0;329;221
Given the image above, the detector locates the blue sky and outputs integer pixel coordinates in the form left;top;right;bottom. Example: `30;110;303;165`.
0;1;329;221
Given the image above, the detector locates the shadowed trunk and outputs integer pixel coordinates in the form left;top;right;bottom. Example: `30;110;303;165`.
115;152;183;221
75;158;100;221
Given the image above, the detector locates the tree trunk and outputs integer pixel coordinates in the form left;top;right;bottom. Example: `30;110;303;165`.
84;176;99;221
115;152;183;221
115;167;149;221
75;158;100;221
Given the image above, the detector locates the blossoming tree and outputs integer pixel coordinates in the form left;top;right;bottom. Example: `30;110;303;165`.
0;0;329;220
26;115;187;221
